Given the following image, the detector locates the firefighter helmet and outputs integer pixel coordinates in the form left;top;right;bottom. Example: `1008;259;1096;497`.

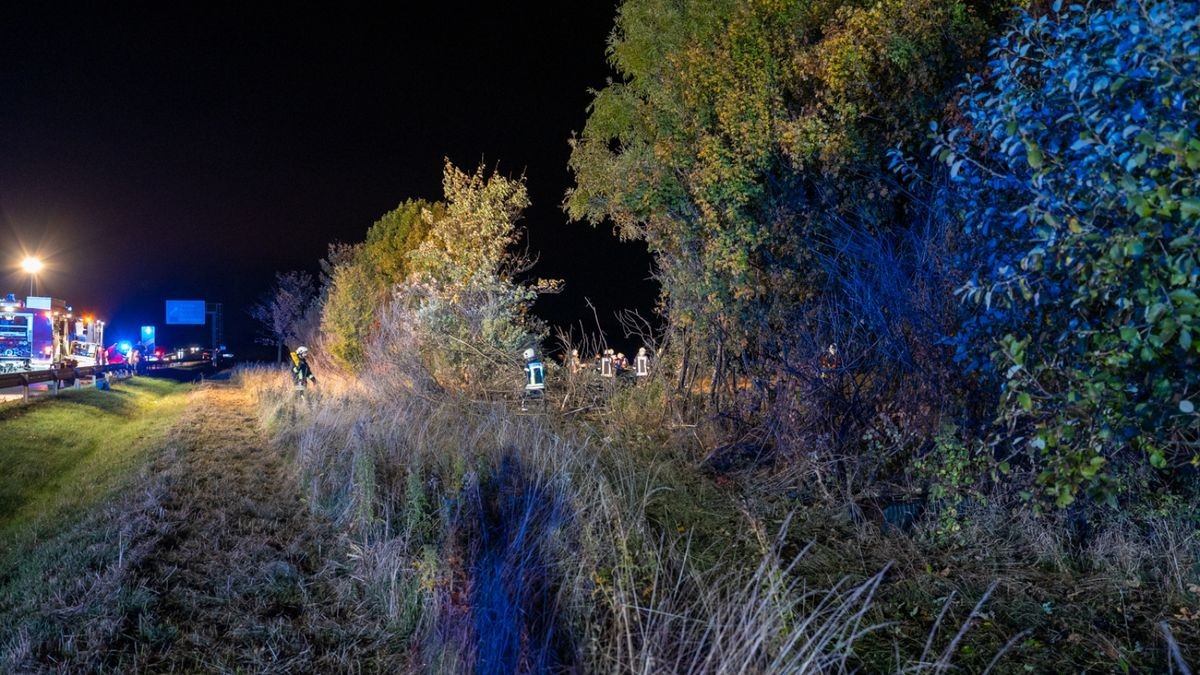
523;348;535;360
297;346;309;356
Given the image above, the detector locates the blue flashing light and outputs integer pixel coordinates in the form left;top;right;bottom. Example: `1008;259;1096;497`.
118;341;132;354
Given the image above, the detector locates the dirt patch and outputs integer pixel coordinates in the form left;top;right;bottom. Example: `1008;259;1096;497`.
101;383;397;672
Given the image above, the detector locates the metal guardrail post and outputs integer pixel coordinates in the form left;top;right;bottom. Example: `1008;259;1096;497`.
23;375;29;402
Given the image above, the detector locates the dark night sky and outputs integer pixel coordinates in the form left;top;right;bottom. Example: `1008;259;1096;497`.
0;3;657;356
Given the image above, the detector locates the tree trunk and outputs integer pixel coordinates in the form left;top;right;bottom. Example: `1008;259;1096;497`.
277;342;282;363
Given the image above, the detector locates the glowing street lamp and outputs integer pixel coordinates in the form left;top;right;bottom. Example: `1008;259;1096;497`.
20;257;43;296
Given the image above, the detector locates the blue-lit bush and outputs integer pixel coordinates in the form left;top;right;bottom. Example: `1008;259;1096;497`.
938;0;1200;507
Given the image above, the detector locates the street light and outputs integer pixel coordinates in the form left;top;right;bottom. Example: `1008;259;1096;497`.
20;257;43;296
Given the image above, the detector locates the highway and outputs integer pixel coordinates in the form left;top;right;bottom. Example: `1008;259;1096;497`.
0;379;55;404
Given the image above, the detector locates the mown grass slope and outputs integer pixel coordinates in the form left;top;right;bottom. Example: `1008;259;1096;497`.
0;377;191;670
0;377;189;537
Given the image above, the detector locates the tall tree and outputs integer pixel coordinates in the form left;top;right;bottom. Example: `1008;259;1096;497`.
568;0;999;401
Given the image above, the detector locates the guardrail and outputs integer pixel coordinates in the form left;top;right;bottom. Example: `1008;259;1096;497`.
0;364;133;402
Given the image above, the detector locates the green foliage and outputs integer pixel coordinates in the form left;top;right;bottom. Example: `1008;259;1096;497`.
569;0;996;384
321;200;442;369
912;424;997;543
321;245;375;368
939;0;1200;507
363;199;440;283
405;161;560;386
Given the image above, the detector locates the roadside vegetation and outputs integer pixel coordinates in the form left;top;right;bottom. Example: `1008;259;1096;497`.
0;378;188;537
0;378;190;670
5;0;1193;672
243;0;1198;671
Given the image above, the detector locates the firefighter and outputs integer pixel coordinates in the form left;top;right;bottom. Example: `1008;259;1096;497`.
600;349;615;378
291;346;316;390
568;348;583;374
635;347;651;378
521;347;545;411
819;343;838;379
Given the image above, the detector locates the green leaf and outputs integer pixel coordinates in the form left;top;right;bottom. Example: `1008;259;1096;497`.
1181;197;1200;219
1026;143;1044;169
1056;490;1075;508
1149;452;1167;469
1146;302;1168;323
1169;289;1198;306
1018;392;1033;411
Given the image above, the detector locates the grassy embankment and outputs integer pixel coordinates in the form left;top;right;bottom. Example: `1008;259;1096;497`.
0;377;191;667
245;363;1197;673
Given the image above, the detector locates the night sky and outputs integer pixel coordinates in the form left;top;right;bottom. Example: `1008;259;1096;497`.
0;4;657;357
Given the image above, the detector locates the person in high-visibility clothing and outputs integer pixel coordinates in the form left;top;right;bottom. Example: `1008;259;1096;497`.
521;348;546;411
635;347;651;378
599;349;615;378
291;346;316;390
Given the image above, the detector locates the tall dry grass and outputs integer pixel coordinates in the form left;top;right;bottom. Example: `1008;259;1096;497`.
239;361;1018;673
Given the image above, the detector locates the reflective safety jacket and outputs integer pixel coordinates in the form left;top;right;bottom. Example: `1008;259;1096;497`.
291;353;315;383
524;359;545;390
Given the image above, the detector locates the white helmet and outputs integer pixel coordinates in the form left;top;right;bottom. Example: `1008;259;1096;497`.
523;348;535;360
638;347;646;356
297;346;309;356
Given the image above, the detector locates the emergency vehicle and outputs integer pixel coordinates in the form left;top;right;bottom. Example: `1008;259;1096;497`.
0;295;105;370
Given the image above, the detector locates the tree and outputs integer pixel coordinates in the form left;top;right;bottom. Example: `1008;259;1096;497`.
938;0;1200;506
568;0;998;402
320;200;443;369
402;160;560;387
249;270;316;363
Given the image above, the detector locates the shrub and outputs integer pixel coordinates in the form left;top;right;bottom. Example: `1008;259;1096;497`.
568;0;999;398
938;0;1200;507
402;161;560;388
320;200;442;370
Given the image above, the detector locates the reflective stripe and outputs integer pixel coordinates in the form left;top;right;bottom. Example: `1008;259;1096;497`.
526;361;545;388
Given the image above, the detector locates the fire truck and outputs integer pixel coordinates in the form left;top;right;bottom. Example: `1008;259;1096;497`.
0;295;105;372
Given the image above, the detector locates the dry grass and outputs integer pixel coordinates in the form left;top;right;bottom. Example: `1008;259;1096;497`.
8;363;1190;671
240;364;1032;673
1;380;405;672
